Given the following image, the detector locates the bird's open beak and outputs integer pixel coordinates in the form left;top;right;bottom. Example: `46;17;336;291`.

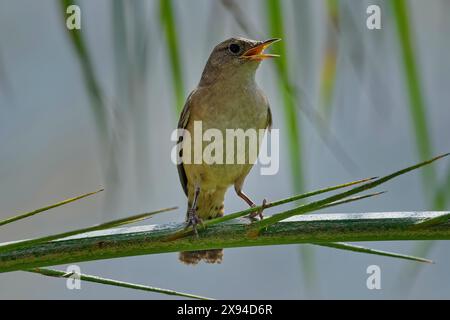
241;38;281;61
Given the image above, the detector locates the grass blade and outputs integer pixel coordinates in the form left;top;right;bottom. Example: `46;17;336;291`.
165;176;377;240
159;0;185;112
391;0;434;189
265;0;304;192
312;242;433;264
318;191;386;210
410;212;450;230
29;267;211;300
220;0;257;36
434;165;450;210
1;211;448;273
0;207;177;254
252;153;449;233
319;0;339;119
59;0;108;135
0;189;103;227
391;0;441;287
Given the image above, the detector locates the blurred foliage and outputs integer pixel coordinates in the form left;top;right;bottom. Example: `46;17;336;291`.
319;0;339;119
391;0;435;192
265;0;304;193
159;0;185;113
59;0;108;136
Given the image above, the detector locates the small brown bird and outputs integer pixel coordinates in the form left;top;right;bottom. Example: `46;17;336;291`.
177;37;279;264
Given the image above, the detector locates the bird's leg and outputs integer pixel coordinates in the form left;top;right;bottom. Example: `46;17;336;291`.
186;186;203;236
236;190;268;220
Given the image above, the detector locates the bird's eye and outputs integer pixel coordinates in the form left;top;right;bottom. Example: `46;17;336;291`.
228;43;241;54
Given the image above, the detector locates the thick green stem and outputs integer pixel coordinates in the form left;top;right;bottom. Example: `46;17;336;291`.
0;211;448;273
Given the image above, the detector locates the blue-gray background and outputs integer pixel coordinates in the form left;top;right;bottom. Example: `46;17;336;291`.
0;0;449;299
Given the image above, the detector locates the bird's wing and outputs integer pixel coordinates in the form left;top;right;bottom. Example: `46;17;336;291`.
176;90;196;196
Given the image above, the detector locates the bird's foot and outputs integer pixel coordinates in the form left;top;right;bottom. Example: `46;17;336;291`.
185;208;204;237
246;198;268;221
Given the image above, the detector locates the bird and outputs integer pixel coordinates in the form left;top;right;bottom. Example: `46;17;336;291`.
176;37;279;264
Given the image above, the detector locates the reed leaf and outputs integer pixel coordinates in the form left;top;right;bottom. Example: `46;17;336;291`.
0;189;103;227
391;0;434;189
391;0;440;290
28;267;211;300
312;242;433;264
59;0;108;135
0;206;177;254
251;154;449;233
319;0;339;119
159;0;185;113
0;211;448;274
166;176;377;240
265;0;304;192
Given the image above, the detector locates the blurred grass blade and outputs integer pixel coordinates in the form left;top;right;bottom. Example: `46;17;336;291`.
252;153;449;233
319;0;339;119
0;48;14;103
29;267;211;300
391;0;434;189
59;0;121;217
59;0;108;135
159;0;185;112
0;189;103;227
220;0;257;36
434;165;450;210
265;0;303;192
297;246;318;296
313;242;433;264
319;46;337;118
301;191;384;297
391;0;438;290
0;207;177;254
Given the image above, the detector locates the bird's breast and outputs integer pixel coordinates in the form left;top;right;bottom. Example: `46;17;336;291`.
183;82;269;189
201;86;266;131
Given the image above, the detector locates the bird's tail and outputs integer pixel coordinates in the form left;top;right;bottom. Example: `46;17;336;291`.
179;196;225;265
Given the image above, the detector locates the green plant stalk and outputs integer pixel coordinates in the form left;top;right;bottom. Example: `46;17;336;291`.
159;0;185;112
0;189;103;227
434;166;450;210
391;0;434;189
320;0;339;118
0;207;177;254
28;268;211;300
312;242;433;264
0;211;448;273
392;0;442;290
166;176;377;240
60;0;108;135
266;0;304;192
251;154;448;234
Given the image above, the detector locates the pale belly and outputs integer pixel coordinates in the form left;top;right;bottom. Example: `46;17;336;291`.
183;87;269;190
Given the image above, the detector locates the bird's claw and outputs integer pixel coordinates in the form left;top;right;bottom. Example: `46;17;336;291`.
185;208;204;237
246;198;268;221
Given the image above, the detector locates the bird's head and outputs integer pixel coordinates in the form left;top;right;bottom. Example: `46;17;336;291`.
199;37;280;86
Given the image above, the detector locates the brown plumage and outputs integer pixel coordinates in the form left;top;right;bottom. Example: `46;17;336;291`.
176;37;277;264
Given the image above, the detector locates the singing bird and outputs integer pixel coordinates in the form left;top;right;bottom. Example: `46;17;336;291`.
177;37;279;264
